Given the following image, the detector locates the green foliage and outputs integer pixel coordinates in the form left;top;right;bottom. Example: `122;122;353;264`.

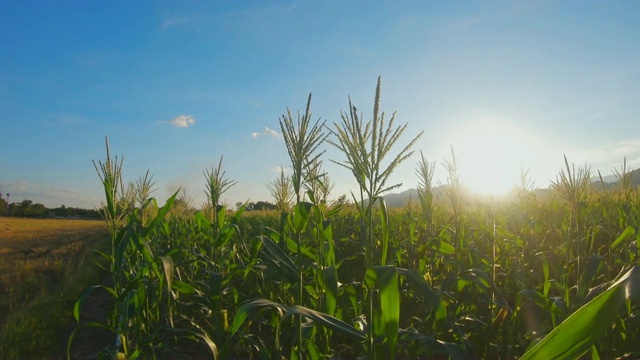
73;82;640;360
521;267;640;360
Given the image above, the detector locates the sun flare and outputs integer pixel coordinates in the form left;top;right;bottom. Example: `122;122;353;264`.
445;119;536;195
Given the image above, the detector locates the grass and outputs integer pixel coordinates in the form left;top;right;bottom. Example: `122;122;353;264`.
0;217;109;359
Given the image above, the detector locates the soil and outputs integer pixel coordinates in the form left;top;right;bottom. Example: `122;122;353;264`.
66;276;114;360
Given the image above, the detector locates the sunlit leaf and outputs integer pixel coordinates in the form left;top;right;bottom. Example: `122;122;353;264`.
521;267;640;360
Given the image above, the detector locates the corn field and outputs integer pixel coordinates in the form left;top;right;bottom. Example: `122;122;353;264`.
70;79;640;359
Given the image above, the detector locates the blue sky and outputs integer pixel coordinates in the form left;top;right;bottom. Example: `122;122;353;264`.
1;1;639;208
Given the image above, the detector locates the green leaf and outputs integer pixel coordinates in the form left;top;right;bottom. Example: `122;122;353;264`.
460;268;511;310
142;190;179;238
260;235;299;278
396;268;441;313
422;236;455;254
321;220;336;266
285;236;316;260
611;226;635;249
172;280;197;295
322;265;338;316
221;299;287;356
365;265;400;357
399;327;466;360
578;254;604;298
284;305;366;340
521;267;640;360
194;210;213;232
291;202;313;234
73;285;115;322
517;289;547;309
378;197;390;265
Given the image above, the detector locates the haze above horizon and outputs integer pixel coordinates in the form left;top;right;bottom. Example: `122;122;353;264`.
1;1;639;209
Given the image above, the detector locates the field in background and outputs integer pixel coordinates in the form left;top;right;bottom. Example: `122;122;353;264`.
0;217;109;359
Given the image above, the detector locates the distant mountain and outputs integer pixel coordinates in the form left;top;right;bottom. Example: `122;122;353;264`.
380;188;420;208
591;168;640;190
591;173;618;184
377;168;640;208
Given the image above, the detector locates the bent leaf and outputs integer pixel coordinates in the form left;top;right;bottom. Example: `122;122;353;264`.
521;266;640;360
284;305;366;340
611;226;635;249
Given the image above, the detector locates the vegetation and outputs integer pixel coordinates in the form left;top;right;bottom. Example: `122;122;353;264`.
64;79;640;359
0;218;109;359
0;192;100;218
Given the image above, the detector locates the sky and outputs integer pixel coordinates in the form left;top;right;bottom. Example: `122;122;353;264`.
1;1;639;209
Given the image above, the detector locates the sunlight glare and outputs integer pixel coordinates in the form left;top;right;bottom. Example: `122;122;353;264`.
445;119;535;195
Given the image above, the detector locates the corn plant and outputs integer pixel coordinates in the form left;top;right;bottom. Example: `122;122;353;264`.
204;156;237;220
551;155;591;305
132;169;156;226
303;158;334;207
74;139;199;358
67;83;640;359
279;93;327;204
92;137;128;244
327;76;423;358
416;151;436;236
267;167;294;212
439;147;465;272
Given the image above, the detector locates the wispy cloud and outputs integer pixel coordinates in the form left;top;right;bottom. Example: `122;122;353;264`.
161;16;191;30
0;180;95;208
271;166;289;173
566;137;640;174
0;180;29;194
162;115;196;128
264;127;279;137
252;127;280;138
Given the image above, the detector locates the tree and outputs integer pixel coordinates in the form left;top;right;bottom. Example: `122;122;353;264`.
30;203;46;217
0;195;6;216
252;201;276;211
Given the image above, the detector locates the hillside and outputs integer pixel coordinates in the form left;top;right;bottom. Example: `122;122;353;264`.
378;168;640;208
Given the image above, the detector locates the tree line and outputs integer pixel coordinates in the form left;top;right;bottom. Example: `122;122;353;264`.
0;196;100;218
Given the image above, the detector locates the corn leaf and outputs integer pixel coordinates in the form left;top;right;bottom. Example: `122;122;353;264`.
141;190;178;238
378;197;390;265
322;265;338;316
284;305;366;340
611;226;635;249
365;265;400;357
396;267;441;313
259;235;298;278
291;202;313;234
521;266;640;360
578;254;604;298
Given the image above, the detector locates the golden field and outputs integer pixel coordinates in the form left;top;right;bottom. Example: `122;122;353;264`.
0;217;109;359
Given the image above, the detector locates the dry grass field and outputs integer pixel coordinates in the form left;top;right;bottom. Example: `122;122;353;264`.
0;217;110;359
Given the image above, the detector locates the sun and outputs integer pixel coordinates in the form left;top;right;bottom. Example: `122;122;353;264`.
444;119;535;195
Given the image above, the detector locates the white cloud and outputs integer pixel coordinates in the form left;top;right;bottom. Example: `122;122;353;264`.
252;127;280;139
165;115;196;128
264;127;279;137
271;166;289;173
